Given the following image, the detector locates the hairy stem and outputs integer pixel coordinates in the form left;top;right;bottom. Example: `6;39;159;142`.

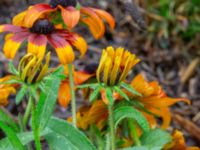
128;119;141;146
23;98;32;126
108;104;115;150
68;63;77;127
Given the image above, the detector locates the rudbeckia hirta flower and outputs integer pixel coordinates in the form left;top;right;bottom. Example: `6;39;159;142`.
0;76;16;106
13;0;115;39
130;74;190;129
96;46;140;86
58;66;94;108
0;19;87;64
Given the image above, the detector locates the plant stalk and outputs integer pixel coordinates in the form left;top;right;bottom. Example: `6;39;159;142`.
23;97;32;126
68;63;77;127
128;119;141;146
108;104;115;150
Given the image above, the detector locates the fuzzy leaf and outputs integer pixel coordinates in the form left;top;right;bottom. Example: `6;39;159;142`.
8;61;18;75
78;83;99;89
120;82;141;96
15;85;27;105
113;86;129;101
89;86;102;102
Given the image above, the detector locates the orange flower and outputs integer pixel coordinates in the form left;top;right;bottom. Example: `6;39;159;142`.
0;19;87;64
71;100;108;130
58;67;94;108
130;74;190;129
0;76;16;106
13;0;115;39
166;130;199;150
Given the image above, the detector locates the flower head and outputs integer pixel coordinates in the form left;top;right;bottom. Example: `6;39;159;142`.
130;74;190;129
96;46;140;86
0;76;16;106
18;53;50;84
0;19;87;64
13;0;115;39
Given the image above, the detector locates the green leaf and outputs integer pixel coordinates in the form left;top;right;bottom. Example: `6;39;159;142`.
45;117;96;150
0;129;50;150
8;61;18;75
140;129;171;149
89;86;102;102
51;66;65;80
105;87;114;105
113;86;129;101
77;83;99;89
123;146;162;150
0;121;25;150
36;75;62;130
15;85;27;105
0;109;19;132
120;82;141;97
114;106;150;132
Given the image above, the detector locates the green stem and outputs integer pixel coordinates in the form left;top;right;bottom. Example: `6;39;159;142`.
68;63;77;128
108;104;115;150
128;119;141;146
31;96;41;150
23;97;32;127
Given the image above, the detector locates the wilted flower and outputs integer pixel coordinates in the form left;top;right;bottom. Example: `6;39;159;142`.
96;46;140;86
18;53;50;84
0;19;87;64
130;74;190;129
166;130;199;150
13;0;115;39
0;76;16;106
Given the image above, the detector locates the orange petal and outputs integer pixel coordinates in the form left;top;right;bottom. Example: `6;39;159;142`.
59;6;80;29
74;71;94;85
91;8;115;29
58;82;71;108
72;35;88;57
12;10;27;26
80;7;105;39
24;4;55;28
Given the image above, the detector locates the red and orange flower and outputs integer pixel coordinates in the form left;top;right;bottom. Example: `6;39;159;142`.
13;0;115;39
0;19;87;64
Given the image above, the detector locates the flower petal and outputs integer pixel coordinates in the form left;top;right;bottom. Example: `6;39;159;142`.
28;34;47;59
24;4;55;28
80;7;105;39
58;82;71;108
0;25;25;33
91;8;115;29
3;32;29;59
12;10;27;26
59;6;80;29
74;71;94;85
72;34;88;57
48;34;75;64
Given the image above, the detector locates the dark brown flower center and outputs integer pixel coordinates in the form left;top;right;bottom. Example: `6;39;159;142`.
30;19;55;34
49;0;77;8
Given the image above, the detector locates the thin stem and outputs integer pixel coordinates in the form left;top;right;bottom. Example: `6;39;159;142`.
68;63;77;128
23;98;32;126
128;119;141;146
108;104;115;150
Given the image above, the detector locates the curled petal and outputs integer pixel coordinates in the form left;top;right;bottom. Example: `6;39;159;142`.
28;34;47;59
59;6;80;29
24;4;55;28
12;10;27;26
91;8;115;29
80;7;105;39
48;34;75;64
3;32;29;59
72;35;88;57
58;82;71;108
74;71;94;85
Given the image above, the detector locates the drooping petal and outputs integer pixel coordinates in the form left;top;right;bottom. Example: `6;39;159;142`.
59;6;80;29
74;71;94;85
24;4;55;28
58;82;71;108
72;34;88;57
12;10;27;26
91;8;115;29
48;34;75;64
0;25;25;33
28;33;47;59
3;32;29;59
80;7;105;39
